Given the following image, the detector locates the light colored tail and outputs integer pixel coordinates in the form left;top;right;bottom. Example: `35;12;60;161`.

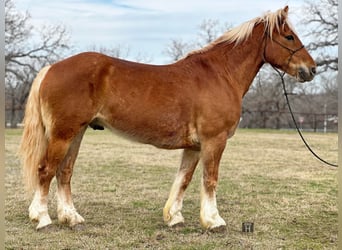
19;66;51;193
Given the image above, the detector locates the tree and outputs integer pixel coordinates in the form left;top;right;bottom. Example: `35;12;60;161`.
164;39;192;62
302;0;337;73
196;19;220;47
299;0;338;131
241;67;299;129
164;19;232;62
5;0;69;127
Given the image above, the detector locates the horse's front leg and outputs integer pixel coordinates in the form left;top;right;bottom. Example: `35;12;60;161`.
163;149;200;227
199;133;227;231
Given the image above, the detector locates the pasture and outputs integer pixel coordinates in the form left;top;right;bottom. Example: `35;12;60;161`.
5;129;337;249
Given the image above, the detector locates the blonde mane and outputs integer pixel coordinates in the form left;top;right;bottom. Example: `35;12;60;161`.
187;7;294;56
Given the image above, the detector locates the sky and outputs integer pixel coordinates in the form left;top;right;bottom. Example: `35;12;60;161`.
15;0;309;64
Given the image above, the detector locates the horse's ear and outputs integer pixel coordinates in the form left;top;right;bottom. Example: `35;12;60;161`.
278;6;289;25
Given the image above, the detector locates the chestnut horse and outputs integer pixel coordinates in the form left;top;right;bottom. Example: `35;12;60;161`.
19;6;316;231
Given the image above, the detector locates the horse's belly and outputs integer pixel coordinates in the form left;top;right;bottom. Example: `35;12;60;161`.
92;114;198;150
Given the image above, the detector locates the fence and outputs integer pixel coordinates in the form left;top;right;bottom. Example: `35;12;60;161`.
240;110;338;132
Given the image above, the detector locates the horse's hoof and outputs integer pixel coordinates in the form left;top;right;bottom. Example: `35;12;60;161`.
35;215;52;231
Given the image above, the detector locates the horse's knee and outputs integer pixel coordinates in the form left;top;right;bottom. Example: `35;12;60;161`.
202;178;218;194
56;165;73;185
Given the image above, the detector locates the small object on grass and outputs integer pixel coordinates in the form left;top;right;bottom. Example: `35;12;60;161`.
242;222;254;233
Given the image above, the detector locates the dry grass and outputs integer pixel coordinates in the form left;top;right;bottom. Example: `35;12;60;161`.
5;129;337;249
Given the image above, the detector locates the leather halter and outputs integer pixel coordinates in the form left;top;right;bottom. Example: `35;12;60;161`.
262;32;305;71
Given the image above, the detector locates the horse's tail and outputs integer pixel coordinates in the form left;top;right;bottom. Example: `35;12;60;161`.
19;66;51;193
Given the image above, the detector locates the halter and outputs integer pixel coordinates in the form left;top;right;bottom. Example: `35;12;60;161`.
262;31;305;73
271;38;305;56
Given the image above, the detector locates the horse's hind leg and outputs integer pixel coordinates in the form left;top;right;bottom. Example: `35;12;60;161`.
163;149;200;227
29;137;72;230
56;128;86;227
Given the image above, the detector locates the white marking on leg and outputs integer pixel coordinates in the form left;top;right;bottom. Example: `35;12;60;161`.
29;189;52;230
200;178;226;229
57;188;84;227
163;171;185;226
168;198;184;227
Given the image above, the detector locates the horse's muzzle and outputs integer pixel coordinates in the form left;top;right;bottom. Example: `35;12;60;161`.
298;66;316;82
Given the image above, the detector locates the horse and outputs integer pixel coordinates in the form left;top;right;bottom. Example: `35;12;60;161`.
19;6;316;231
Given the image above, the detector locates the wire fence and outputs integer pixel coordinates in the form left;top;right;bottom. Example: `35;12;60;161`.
240;110;338;132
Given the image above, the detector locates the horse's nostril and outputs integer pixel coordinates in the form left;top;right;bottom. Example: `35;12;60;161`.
311;67;316;75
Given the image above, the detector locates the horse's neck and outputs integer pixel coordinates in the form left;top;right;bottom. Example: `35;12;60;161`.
208;29;265;97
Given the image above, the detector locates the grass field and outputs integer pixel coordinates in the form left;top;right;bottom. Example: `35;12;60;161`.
5;129;338;249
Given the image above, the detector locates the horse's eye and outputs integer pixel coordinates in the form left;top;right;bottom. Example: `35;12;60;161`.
285;35;294;41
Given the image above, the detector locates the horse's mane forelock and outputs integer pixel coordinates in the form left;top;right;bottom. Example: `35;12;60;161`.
187;7;294;57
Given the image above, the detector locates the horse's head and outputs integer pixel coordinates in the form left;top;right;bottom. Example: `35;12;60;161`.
263;6;316;82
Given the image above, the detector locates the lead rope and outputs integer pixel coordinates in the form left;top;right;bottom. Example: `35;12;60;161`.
263;34;337;168
272;67;338;168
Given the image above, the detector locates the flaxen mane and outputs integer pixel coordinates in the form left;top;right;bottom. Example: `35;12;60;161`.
187;7;294;56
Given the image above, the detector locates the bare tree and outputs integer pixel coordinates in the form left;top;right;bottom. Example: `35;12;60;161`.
164;39;192;62
242;68;338;131
241;67;299;129
302;0;337;73
298;0;337;131
197;19;220;47
5;0;70;127
164;19;232;62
